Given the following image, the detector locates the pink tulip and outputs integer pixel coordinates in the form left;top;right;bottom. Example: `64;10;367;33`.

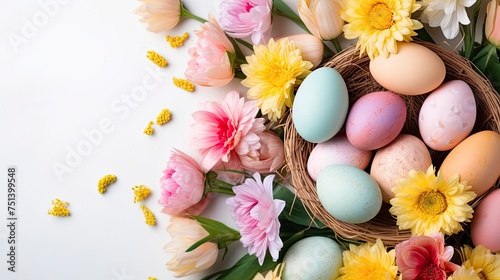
486;0;500;47
395;233;460;280
164;217;219;277
240;130;285;173
217;0;273;45
297;0;343;40
135;0;182;33
280;34;324;68
185;15;236;87
191;91;265;172
158;149;209;216
226;173;285;265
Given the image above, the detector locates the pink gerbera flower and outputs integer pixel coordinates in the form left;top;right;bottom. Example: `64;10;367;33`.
395;232;460;280
191;91;265;172
226;173;285;265
217;0;273;45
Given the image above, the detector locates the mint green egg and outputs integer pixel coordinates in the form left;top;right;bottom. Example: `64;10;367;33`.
282;236;343;280
316;164;382;224
292;67;349;143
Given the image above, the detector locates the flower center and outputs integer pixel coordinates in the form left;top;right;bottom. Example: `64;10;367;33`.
418;191;447;216
271;68;294;88
416;263;444;280
368;3;393;30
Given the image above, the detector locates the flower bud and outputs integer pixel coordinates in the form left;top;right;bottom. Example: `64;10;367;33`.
281;34;324;68
297;0;344;40
486;0;500;47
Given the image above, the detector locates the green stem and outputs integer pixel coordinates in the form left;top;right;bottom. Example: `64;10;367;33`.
331;38;342;53
180;5;206;23
228;36;246;62
208;187;235;196
235;38;254;50
273;0;309;32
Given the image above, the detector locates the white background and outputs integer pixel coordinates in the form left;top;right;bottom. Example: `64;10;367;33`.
0;0;469;279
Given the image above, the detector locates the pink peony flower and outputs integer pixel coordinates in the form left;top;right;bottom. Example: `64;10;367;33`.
240;130;285;173
185;15;236;87
158;149;210;216
217;0;273;45
395;233;460;280
191;91;265;172
226;173;285;265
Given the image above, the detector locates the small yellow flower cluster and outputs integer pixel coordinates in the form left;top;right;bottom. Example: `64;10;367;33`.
147;50;168;68
141;205;156;226
148;277;157;280
97;174;117;194
156;108;171;125
173;77;195;92
166;32;189;48
144;121;154;135
47;198;70;216
132;185;151;203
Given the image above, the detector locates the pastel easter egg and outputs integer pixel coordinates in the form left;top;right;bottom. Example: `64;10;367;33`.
439;130;500;197
369;42;446;95
345;91;406;150
317;164;382;223
307;133;373;181
293;67;349;143
419;80;476;151
471;189;500;253
282;236;343;280
370;134;432;203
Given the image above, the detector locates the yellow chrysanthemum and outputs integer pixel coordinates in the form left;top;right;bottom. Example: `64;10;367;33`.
389;165;476;236
341;0;423;59
456;245;500;279
252;263;285;280
448;267;481;280
241;38;313;122
336;239;398;280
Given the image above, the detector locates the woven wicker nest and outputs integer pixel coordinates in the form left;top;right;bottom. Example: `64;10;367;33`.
284;40;500;247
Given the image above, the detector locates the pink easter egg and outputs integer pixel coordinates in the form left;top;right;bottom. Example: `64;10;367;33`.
346;91;407;150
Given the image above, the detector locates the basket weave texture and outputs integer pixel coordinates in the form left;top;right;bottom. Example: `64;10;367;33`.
284;40;500;247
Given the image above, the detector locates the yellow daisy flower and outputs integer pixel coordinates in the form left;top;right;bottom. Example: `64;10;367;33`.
241;38;313;122
252;263;285;280
336;239;398;280
456;245;500;280
389;165;476;236
341;0;423;59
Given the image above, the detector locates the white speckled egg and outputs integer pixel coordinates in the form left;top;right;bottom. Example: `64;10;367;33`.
282;236;343;280
419;80;476;151
307;133;373;181
370;134;432;203
317;164;382;224
293;67;349;143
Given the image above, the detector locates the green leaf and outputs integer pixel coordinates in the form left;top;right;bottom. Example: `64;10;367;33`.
187;216;241;253
473;44;496;70
416;27;435;44
273;183;325;228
